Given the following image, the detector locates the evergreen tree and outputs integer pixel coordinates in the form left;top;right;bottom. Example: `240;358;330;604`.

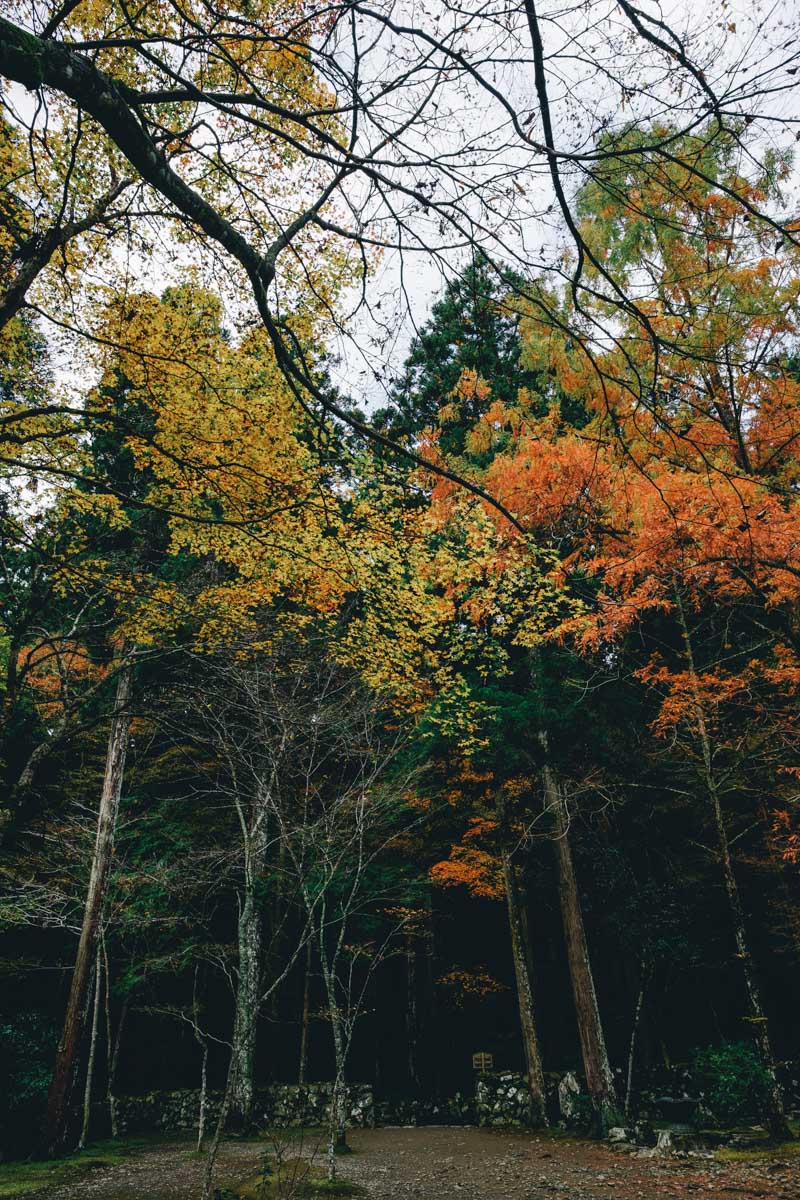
375;256;544;447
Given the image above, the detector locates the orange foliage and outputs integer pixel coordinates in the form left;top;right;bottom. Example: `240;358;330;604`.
431;816;504;900
19;640;104;720
437;967;508;1004
431;846;504;901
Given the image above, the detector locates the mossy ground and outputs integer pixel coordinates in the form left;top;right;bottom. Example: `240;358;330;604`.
230;1154;363;1198
714;1119;800;1162
0;1129;355;1199
0;1137;173;1198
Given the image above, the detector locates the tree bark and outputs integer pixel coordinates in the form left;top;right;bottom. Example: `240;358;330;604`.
545;762;620;1134
78;944;103;1149
625;974;646;1121
228;808;269;1129
317;931;349;1178
406;928;420;1093
106;987;130;1141
203;1053;236;1200
298;938;312;1085
675;596;792;1141
45;663;132;1155
191;970;209;1152
496;795;547;1123
228;886;264;1127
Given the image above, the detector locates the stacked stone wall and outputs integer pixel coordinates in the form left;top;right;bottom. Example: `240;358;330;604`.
100;1061;800;1138
107;1082;374;1136
475;1072;537;1127
105;1074;544;1135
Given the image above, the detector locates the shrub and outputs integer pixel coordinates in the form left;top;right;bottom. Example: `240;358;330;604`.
0;1011;57;1158
691;1041;772;1127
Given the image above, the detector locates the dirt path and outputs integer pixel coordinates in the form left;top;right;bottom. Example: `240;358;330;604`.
23;1126;800;1200
341;1127;800;1199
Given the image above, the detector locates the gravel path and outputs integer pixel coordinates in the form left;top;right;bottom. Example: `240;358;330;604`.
23;1126;800;1200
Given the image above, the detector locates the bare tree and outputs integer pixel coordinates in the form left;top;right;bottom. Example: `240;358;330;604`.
77;942;103;1149
185;646;320;1130
289;783;411;1179
45;657;134;1154
187;629;420;1185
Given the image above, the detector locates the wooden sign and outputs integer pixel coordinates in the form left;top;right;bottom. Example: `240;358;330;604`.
472;1051;494;1071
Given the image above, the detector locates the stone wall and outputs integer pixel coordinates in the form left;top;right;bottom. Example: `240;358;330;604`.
109;1083;374;1136
106;1060;800;1138
107;1076;536;1136
475;1072;538;1127
374;1093;475;1126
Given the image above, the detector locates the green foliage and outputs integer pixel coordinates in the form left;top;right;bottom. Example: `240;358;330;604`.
0;1012;57;1157
691;1042;773;1128
0;1011;56;1103
375;255;546;446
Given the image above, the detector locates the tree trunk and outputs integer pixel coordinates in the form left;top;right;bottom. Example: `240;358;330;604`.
192;971;209;1152
497;795;547;1123
78;944;103;1149
326;1014;348;1184
45;663;132;1155
228;885;263;1128
675;596;792;1142
104;926;131;1142
318;938;348;1178
106;986;130;1141
298;938;312;1085
196;1041;209;1152
406;928;420;1093
545;763;619;1134
228;805;269;1129
625;974;646;1121
203;1053;236;1200
269;838;288;1019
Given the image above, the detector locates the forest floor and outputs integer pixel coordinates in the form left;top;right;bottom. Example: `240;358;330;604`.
4;1125;800;1200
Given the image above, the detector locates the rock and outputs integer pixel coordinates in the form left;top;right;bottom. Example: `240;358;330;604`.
557;1072;581;1122
636;1128;674;1158
607;1126;629;1142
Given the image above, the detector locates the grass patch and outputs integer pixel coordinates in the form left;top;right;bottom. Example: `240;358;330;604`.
716;1141;800;1162
716;1140;800;1162
713;1118;800;1162
0;1148;120;1198
0;1135;185;1198
229;1154;363;1198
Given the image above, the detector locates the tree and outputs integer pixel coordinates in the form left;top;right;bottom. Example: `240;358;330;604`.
44;657;133;1153
432;785;548;1124
458;126;800;1138
1;4;796;514
185;627;420;1188
376;257;545;447
0;111;132;331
